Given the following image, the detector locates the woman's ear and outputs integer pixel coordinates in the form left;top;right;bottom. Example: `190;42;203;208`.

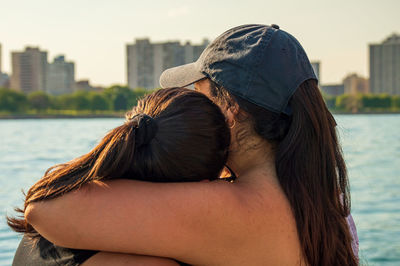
226;103;239;128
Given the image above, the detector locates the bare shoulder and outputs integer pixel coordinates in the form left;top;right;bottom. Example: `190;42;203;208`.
229;173;303;264
189;173;303;265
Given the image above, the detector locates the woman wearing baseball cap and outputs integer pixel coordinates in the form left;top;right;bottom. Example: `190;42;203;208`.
25;24;358;265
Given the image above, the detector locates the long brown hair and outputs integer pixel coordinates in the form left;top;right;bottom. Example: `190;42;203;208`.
210;79;357;266
8;87;230;238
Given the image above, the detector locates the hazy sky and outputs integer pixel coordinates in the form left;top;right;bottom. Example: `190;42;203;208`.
1;0;399;86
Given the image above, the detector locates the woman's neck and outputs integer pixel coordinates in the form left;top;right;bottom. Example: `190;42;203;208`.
227;135;277;184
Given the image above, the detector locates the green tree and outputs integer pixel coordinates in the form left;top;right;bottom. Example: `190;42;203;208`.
71;91;91;110
323;95;337;110
56;94;75;110
361;94;391;110
0;88;28;112
104;85;134;111
113;93;128;111
89;92;110;111
335;94;361;112
377;94;392;109
392;96;400;109
55;91;91;110
28;91;51;111
102;85;156;111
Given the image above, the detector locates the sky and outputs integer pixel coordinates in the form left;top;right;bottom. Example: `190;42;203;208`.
0;0;399;87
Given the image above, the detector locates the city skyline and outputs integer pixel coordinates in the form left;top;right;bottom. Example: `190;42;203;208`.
0;35;390;90
1;0;399;86
127;38;208;89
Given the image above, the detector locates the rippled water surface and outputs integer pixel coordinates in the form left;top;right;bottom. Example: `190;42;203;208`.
0;116;399;265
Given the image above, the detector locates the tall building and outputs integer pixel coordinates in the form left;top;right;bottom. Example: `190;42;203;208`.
127;39;155;90
127;38;208;89
311;61;320;81
343;73;369;95
369;34;400;95
184;39;209;63
46;55;75;95
11;47;48;94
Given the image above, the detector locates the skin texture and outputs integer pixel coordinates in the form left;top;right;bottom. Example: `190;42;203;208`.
82;252;179;266
26;79;305;265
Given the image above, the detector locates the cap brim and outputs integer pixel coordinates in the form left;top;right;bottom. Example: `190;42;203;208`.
159;62;207;89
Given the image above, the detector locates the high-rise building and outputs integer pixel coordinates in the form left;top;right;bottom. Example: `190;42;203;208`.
369;34;400;95
46;55;75;95
11;47;48;94
184;39;209;63
343;73;369;95
127;39;154;90
127;38;208;89
311;61;320;81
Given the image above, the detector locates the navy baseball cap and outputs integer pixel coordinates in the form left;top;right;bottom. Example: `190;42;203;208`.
159;24;317;115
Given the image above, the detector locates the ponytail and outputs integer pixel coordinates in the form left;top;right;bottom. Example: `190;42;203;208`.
89;114;158;179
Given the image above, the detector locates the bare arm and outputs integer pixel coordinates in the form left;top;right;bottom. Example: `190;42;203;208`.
82;252;179;266
26;179;249;264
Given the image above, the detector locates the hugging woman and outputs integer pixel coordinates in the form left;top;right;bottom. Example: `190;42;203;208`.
9;87;230;265
12;24;358;265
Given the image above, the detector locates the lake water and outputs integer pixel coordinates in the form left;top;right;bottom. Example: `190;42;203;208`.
0;115;399;265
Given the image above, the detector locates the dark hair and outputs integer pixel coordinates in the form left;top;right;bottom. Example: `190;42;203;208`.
8;87;230;237
209;79;357;266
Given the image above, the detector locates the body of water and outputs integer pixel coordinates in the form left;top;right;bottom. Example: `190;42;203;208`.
0;115;399;265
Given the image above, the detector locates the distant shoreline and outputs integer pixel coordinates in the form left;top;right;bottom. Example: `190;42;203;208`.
0;111;399;119
0;113;125;119
331;110;400;115
331;111;400;115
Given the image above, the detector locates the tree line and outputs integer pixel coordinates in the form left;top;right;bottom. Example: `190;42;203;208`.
1;86;400;114
324;94;400;113
0;86;152;114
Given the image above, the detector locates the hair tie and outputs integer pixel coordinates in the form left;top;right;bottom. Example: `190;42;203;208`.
129;114;158;147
